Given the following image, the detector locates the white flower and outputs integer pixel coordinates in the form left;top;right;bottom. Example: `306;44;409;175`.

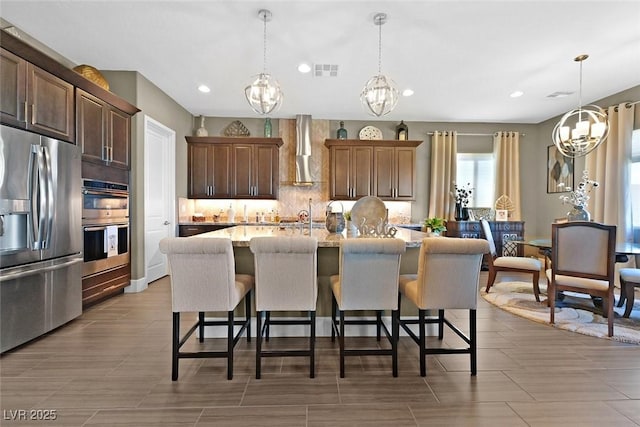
559;170;598;208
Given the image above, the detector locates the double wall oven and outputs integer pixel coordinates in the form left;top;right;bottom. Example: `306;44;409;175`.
82;179;129;278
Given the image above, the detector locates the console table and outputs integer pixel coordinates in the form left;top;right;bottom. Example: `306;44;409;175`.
445;221;525;257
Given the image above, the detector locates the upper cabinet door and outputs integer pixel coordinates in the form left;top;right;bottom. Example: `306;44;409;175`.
253;144;279;199
330;146;353;199
394;147;416;200
351;146;373;199
107;108;130;169
0;47;27;127
232;144;254;198
77;89;107;163
373;147;394;199
26;63;74;142
188;143;213;198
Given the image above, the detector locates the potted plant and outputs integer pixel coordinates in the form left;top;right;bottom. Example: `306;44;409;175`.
344;211;358;235
423;217;447;236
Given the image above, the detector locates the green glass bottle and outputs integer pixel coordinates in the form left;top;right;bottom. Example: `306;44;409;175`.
264;118;272;138
337;121;347;140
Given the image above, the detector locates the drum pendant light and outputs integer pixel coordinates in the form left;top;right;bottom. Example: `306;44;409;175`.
552;54;609;158
360;13;399;117
245;9;283;115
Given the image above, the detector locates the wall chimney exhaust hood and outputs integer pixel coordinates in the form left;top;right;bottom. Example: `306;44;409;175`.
293;114;314;186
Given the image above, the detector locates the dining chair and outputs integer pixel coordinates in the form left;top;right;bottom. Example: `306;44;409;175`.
547;221;617;336
398;237;489;376
617;255;640;318
330;238;406;378
249;236;318;379
158;237;253;381
480;219;543;301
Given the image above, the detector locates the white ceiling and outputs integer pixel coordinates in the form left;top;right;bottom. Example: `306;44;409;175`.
1;1;639;124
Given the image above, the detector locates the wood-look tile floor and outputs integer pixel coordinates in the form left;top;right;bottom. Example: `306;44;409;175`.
2;273;640;426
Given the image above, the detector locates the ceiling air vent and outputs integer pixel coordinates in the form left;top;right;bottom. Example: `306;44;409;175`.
546;91;574;99
314;64;339;77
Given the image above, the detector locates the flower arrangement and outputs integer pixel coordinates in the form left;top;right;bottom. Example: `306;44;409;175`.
423;217;447;233
559;170;599;208
344;210;351;221
451;182;473;207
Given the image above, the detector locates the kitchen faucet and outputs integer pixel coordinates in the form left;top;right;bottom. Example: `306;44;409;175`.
308;198;312;234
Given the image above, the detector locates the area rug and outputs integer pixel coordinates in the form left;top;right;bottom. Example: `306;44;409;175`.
481;281;640;344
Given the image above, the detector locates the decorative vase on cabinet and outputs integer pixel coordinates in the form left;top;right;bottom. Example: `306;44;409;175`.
264;117;272;137
337;121;348;140
196;116;208;137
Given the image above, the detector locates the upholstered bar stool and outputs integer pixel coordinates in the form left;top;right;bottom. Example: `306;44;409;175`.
158;237;253;381
330;238;406;378
249;236;318;379
398;237;489;376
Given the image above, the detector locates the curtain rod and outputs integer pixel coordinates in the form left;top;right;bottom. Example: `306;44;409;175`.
614;100;639;111
427;132;526;137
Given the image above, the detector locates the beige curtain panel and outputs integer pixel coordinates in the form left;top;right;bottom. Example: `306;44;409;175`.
493;131;522;221
586;102;636;244
428;131;457;220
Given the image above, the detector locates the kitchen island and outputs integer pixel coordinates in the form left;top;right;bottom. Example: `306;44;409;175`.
194;225;430;332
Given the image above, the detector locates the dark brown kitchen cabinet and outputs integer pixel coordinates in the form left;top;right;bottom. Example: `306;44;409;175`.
374;146;416;201
1;47;74;142
329;145;373;200
187;142;232;198
325;139;421;201
77;89;131;170
186;136;282;199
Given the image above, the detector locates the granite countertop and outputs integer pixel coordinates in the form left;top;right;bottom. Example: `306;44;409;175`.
194;225;429;248
179;220;424;229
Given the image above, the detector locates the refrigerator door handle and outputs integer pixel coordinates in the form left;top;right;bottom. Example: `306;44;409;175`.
43;145;54;250
28;144;45;250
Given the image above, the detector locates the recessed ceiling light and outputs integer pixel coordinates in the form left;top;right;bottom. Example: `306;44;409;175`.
402;89;414;97
198;85;211;93
510;90;524;98
297;63;311;73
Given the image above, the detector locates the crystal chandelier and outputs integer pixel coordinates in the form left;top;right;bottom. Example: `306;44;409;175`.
552;54;609;158
360;13;399;117
245;9;283;115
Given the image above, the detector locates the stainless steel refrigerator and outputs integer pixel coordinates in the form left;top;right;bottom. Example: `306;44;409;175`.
0;125;82;353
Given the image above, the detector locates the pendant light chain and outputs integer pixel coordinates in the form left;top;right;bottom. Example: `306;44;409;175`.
377;19;382;75
262;12;267;74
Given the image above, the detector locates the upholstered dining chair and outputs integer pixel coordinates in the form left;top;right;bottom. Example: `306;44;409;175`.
249;236;318;379
617;255;640;318
398;237;489;376
480;219;543;301
158;237;253;381
330;238;406;378
547;221;617;336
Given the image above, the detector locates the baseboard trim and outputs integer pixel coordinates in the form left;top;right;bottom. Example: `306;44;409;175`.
201;315;438;338
124;277;147;293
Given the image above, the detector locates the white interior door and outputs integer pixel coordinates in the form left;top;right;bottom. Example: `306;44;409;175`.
144;115;175;284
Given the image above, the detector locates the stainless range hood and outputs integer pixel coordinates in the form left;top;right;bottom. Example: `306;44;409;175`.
293;114;314;186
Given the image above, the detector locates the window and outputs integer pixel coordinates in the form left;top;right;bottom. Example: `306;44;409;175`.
456;152;495;207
